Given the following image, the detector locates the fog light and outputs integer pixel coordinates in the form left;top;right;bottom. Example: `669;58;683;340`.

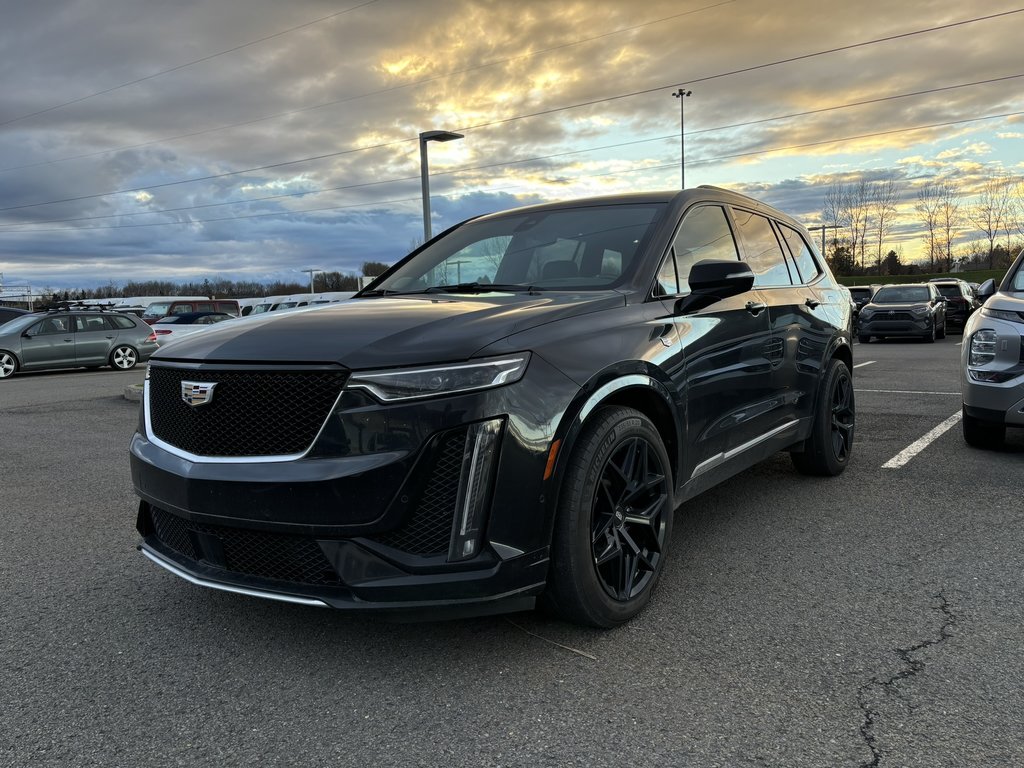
449;419;503;562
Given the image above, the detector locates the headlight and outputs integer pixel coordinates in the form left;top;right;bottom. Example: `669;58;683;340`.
969;329;997;366
911;305;930;317
347;354;530;402
981;307;1024;324
859;309;874;320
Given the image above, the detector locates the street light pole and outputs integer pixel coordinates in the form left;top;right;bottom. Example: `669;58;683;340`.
672;88;692;190
301;268;320;295
419;130;464;242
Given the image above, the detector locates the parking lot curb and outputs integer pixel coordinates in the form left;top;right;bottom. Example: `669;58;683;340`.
124;383;143;402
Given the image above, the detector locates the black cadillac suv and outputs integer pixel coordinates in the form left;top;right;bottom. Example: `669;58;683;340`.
131;187;855;627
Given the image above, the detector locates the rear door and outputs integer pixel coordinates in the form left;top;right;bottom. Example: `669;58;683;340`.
73;314;117;364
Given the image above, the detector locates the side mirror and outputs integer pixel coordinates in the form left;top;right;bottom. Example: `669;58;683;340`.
976;279;996;304
674;259;755;315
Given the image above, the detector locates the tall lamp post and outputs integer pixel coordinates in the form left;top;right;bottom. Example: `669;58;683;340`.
419;130;464;242
672;88;692;190
301;268;321;295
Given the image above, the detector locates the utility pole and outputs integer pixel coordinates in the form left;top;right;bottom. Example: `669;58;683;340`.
301;268;321;295
672;88;692;189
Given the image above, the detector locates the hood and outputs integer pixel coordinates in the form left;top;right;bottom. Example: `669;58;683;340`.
988;290;1024;314
152;292;625;368
864;301;931;312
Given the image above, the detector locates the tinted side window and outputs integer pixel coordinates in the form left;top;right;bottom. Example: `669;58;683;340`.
732;209;793;287
663;205;739;295
75;315;112;332
33;317;70;335
111;315;136;330
171;304;194;315
778;224;821;284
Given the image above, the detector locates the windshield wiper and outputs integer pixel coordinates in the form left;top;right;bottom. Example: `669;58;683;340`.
423;282;542;294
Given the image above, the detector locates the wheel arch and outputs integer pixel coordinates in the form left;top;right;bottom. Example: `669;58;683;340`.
542;371;682;541
0;348;21;377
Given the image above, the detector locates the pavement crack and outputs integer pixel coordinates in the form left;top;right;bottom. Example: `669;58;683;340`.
856;593;956;768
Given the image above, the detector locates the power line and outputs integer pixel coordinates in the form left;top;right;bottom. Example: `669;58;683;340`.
10;109;1022;234
0;0;736;174
0;0;382;128
2;8;1019;213
3;71;1019;227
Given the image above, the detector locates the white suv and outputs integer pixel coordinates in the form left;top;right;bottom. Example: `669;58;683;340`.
961;249;1024;448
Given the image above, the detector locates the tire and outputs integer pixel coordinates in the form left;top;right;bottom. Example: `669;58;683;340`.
791;357;855;476
923;323;936;343
962;407;1005;449
543;406;674;628
937;321;946;340
109;345;138;371
858;335;871;344
0;350;18;379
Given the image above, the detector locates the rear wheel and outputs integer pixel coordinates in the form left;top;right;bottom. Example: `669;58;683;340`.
791;357;855;476
110;345;138;370
0;351;18;378
962;407;1005;449
544;406;673;628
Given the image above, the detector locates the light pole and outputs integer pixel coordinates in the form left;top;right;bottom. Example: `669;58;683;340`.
419;130;464;242
672;88;692;189
301;268;321;295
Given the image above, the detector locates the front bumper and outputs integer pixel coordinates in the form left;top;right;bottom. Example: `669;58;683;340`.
131;355;579;615
859;315;935;337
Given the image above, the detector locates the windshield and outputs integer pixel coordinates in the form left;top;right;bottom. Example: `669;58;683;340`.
849;288;873;299
369;203;666;294
0;314;41;334
934;284;961;298
873;286;930;303
143;302;172;318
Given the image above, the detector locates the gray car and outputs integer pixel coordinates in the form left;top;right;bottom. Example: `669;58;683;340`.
0;309;158;379
961;249;1024;448
857;283;947;343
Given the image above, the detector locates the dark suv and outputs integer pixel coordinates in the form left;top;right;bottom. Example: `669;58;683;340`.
858;283;947;343
131;188;855;627
929;278;980;331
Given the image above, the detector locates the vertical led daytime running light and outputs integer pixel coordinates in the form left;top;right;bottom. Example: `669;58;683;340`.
449;419;504;562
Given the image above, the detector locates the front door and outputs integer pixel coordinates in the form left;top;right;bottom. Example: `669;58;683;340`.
21;316;76;369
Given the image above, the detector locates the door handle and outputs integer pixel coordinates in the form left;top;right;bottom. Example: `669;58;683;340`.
804;298;820;309
745;301;767;316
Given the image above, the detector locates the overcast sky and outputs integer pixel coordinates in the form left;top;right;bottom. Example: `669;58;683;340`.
1;0;1022;291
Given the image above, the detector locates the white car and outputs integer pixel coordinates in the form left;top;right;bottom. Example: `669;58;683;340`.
152;312;233;346
961;249;1024;448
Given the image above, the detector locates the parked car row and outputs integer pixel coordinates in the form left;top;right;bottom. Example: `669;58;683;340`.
852;277;981;344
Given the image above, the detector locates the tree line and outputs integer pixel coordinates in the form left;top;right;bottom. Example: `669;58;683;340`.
822;174;1024;277
39;261;393;303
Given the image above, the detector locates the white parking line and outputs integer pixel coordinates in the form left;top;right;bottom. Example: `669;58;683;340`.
853;360;876;369
882;411;962;469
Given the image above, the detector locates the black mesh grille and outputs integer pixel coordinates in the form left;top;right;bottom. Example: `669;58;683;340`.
148;366;347;456
149;506;341;586
373;429;467;555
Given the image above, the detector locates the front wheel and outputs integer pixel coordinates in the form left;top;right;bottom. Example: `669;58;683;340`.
858;334;871;344
937;321;946;340
791;357;855;476
110;345;138;370
543;406;674;628
0;350;18;378
962;407;1004;449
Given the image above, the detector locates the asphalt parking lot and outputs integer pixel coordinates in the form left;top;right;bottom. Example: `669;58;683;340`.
2;340;1022;768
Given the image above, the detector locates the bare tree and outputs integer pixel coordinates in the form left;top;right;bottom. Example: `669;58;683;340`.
970;173;1013;269
869;176;900;274
915;183;942;272
938;183;962;272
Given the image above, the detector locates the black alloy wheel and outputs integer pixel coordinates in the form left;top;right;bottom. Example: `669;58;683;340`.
544;406;673;627
792;357;855;476
590;435;669;602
